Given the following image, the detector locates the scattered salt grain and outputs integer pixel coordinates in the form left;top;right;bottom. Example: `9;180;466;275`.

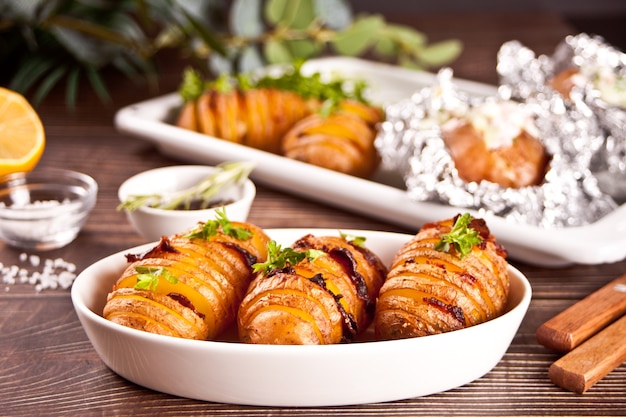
1;253;77;292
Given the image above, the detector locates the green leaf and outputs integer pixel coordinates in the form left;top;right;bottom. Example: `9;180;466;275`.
65;67;80;109
33;65;67;106
373;36;398;57
230;0;264;37
177;5;226;56
185;208;253;241
384;24;426;48
85;67;112;104
331;15;385;56
339;231;366;247
416;39;463;67
265;0;290;25
263;39;293;64
237;45;264;74
265;0;315;30
314;0;353;30
8;56;55;94
434;213;483;258
134;266;179;291
287;0;316;30
252;240;325;274
285;38;321;60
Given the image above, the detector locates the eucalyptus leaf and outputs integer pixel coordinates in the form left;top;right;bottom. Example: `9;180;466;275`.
238;45;265;74
331;15;385;56
264;39;293;64
209;50;235;75
373;36;398;57
231;0;264;37
314;0;352;30
385;24;426;48
398;55;425;71
266;0;315;30
416;39;463;67
285;38;321;60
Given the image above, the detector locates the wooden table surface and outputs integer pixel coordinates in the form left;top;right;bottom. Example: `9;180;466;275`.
2;11;625;417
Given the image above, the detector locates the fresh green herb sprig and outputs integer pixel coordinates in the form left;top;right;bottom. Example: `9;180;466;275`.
117;161;254;212
253;240;325;274
434;213;483;258
178;62;369;114
134;266;179;291
339;231;366;247
186;208;253;241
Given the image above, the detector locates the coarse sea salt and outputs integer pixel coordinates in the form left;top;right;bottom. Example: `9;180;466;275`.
2;253;77;292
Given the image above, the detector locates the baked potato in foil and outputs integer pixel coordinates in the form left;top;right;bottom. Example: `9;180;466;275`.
103;214;270;340
498;33;626;202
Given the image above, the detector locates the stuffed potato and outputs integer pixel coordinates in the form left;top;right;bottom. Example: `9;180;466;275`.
441;100;549;188
238;233;387;344
375;213;509;340
103;214;270;340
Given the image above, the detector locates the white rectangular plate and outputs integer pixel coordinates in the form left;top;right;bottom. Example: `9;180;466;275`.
114;57;626;266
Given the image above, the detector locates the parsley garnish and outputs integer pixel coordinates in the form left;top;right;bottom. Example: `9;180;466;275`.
339;231;366;247
185;208;253;240
252;240;325;274
434;213;483;258
178;61;371;113
134;266;178;291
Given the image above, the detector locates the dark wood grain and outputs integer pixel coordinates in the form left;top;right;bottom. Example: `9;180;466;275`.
2;11;626;417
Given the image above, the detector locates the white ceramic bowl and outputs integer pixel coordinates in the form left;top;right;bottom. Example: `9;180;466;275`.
118;165;255;241
71;229;532;407
0;168;98;250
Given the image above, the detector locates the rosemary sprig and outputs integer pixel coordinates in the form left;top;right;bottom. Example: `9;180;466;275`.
117;161;254;212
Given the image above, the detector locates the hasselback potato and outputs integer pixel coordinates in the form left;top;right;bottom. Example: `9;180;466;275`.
375;213;509;340
175;67;383;177
238;233;388;345
103;214;270;340
282;100;383;177
177;87;315;154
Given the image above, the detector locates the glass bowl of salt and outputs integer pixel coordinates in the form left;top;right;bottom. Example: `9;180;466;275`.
0;168;97;250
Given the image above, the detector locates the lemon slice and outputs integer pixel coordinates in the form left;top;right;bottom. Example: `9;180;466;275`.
0;87;45;177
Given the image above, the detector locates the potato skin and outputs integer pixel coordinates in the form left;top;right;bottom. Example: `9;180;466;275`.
103;221;270;340
238;234;388;345
282;100;383;178
177;87;383;178
442;121;549;188
374;216;509;340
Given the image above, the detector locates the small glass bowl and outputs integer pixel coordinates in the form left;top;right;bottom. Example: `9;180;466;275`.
0;168;98;251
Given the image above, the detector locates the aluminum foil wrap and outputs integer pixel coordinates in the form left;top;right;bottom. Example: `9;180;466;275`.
375;67;617;228
498;33;626;201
